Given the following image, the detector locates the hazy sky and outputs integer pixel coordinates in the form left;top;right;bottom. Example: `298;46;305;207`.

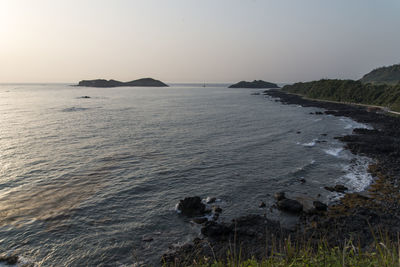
1;0;400;83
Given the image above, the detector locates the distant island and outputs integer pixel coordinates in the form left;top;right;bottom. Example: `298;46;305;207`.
77;78;168;88
360;63;400;85
229;80;279;89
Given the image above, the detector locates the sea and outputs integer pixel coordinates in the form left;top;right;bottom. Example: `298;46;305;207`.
0;84;373;266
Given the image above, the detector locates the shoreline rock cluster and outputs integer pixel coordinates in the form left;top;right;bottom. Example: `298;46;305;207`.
162;89;400;265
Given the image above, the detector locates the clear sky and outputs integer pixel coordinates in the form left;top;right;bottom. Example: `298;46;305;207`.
1;0;400;83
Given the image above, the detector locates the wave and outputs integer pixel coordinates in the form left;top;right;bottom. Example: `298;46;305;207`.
323;148;343;157
299;139;319;147
341;157;373;192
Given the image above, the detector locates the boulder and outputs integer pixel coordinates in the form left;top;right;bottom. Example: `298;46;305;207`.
277;199;303;214
177;196;206;216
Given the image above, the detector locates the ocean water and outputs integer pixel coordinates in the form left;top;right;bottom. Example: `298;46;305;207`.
0;84;373;266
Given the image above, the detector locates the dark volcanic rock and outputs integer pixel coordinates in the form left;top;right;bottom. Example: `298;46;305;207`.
324;184;348;193
229;80;279;89
177;196;206;216
277;199;303;214
313;201;328;211
77;78;168;88
201;221;232;238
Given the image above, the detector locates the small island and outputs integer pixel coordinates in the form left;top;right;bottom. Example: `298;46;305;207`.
77;78;168;88
229;80;279;89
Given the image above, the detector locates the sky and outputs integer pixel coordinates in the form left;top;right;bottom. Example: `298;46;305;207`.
1;0;400;83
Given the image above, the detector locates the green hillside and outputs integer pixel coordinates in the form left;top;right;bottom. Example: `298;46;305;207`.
360;64;400;84
282;79;400;112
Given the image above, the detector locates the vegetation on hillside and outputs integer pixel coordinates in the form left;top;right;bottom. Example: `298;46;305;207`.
361;64;400;84
164;235;400;267
282;79;400;112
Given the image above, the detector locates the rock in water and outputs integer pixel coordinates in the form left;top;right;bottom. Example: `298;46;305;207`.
77;78;168;88
177;196;206;216
229;80;279;89
277;199;303;214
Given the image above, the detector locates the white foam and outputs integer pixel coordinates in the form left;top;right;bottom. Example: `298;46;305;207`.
324;148;343;157
174;203;181;214
341;157;374;192
302;139;318;147
340;118;372;130
303;141;316;147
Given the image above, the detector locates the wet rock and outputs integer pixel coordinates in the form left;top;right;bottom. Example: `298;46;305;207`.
324;185;348;193
193;217;208;224
205;197;217;204
212;206;222;213
315;111;324;115
259;201;266;208
313;201;327;211
177;196;206;216
274;191;286;201
277;199;303;214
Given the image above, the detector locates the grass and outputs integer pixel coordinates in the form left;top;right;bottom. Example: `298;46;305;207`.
163;233;400;267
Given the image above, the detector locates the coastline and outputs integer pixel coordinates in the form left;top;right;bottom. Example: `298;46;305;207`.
162;89;400;265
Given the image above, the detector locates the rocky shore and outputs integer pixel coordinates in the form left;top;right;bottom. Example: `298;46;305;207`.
162;89;400;265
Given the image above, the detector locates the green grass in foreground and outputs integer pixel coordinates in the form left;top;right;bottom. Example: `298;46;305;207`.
164;236;400;267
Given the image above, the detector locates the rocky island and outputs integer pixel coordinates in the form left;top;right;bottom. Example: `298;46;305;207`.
229;80;279;88
76;78;168;88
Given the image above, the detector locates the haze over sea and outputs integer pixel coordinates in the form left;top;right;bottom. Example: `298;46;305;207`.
0;84;372;266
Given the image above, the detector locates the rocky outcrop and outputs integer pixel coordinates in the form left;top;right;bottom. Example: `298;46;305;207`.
229;80;279;89
77;78;168;88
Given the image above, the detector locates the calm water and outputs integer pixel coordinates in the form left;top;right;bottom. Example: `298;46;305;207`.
0;84;372;266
